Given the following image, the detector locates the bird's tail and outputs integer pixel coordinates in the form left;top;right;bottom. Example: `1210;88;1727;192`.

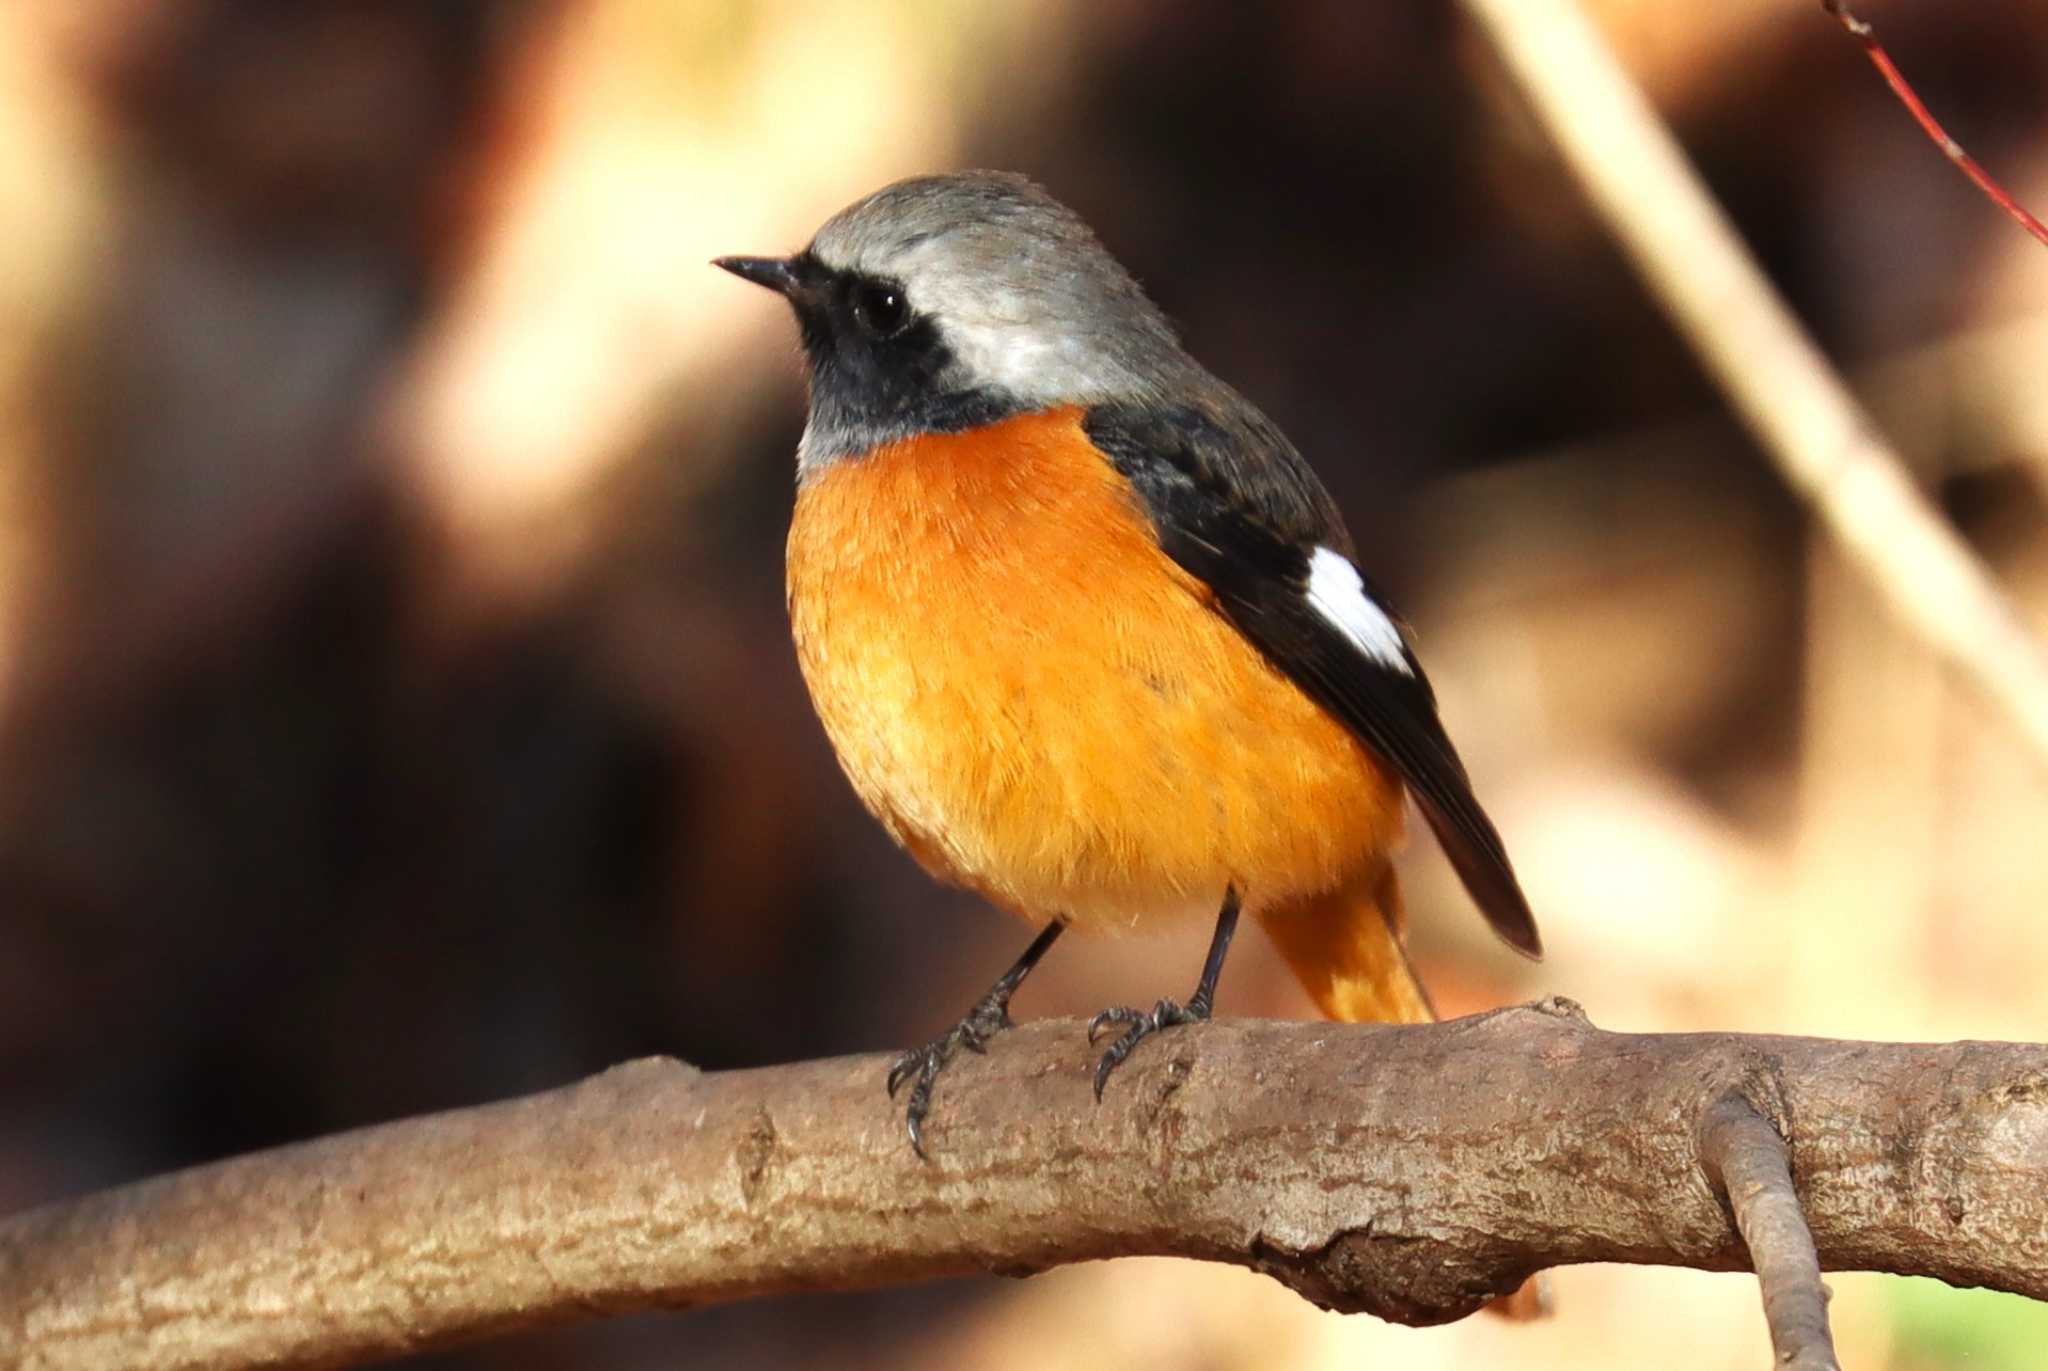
1257;856;1434;1027
1256;859;1551;1321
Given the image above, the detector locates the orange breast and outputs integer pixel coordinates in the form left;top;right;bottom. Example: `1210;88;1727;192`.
785;406;1405;930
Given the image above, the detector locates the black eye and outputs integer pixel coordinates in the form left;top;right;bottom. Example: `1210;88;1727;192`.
850;281;911;339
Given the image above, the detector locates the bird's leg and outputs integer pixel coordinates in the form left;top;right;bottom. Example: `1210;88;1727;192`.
1089;886;1241;1099
888;919;1064;1158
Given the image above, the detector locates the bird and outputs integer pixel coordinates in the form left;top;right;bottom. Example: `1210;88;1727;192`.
716;170;1541;1159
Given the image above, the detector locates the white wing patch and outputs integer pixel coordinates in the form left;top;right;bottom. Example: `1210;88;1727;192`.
1305;546;1413;676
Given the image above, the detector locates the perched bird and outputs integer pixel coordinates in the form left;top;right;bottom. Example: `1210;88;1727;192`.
718;171;1540;1158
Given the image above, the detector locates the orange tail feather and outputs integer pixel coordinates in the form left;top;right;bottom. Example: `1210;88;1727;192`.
1258;858;1434;1026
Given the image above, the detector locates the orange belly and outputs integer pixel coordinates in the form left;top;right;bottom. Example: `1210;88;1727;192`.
785;406;1405;930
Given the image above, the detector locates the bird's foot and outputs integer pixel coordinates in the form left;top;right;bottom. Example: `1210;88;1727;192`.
887;986;1016;1159
1088;995;1210;1100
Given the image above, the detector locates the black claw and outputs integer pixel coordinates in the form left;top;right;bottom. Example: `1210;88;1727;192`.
888;1008;1005;1159
886;1046;926;1101
886;1042;944;1158
1090;996;1208;1100
884;921;1065;1160
1089;888;1241;1102
904;1075;936;1158
1087;1006;1141;1044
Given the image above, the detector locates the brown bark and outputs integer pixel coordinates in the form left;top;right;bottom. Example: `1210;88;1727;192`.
1699;1091;1842;1371
5;1001;2047;1371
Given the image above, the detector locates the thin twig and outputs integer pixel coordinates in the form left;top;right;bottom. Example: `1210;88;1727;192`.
6;1009;2048;1371
1822;0;2048;249
1457;0;2048;770
1699;1093;1843;1371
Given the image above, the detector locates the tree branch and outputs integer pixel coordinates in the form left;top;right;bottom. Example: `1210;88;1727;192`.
5;1003;2048;1371
1699;1092;1843;1371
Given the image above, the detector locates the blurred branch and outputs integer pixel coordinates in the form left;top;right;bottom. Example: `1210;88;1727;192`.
8;1005;2048;1371
1459;0;2048;767
1822;0;2048;249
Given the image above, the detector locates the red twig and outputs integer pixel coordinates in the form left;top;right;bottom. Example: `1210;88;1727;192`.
1823;0;2048;250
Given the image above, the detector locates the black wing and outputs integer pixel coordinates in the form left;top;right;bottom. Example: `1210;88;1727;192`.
1085;400;1542;959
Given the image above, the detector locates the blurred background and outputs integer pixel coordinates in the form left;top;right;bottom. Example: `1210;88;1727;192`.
2;1;2047;1367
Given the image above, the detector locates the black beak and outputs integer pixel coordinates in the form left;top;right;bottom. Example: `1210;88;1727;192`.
713;254;802;297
